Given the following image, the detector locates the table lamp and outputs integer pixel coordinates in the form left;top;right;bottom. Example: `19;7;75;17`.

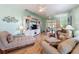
65;25;74;30
19;25;25;35
65;25;74;38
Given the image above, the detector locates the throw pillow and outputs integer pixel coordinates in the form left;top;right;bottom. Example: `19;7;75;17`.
7;34;13;43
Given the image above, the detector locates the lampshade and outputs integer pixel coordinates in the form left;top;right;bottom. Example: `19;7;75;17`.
19;25;24;31
18;25;26;34
65;25;74;30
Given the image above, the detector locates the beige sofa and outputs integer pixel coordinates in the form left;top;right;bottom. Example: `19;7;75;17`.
0;31;36;53
41;39;79;54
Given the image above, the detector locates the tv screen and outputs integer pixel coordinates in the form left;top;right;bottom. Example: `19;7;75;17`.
31;24;37;30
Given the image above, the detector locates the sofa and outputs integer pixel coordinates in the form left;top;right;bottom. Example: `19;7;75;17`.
41;38;79;54
0;31;36;53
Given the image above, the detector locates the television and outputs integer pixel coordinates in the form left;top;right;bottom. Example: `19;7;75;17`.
31;24;37;30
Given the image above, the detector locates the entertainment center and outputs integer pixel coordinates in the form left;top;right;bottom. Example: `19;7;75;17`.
23;16;41;36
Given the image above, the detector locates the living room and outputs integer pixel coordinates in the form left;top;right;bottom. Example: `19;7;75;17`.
0;4;79;54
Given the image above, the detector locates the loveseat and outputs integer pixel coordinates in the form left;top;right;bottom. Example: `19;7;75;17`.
41;38;79;54
0;31;36;53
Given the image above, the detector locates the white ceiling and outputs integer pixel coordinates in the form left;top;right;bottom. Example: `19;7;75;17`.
24;4;78;16
0;4;78;16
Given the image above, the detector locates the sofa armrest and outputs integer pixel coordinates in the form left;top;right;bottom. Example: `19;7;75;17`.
41;41;59;54
58;39;77;54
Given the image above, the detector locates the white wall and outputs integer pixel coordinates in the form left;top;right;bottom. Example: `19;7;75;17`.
0;5;43;35
69;6;79;30
0;5;25;35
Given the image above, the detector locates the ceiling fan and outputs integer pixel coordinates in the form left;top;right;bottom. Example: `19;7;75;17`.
38;5;46;13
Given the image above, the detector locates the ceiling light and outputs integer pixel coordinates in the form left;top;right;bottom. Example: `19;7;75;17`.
38;6;46;12
39;8;44;12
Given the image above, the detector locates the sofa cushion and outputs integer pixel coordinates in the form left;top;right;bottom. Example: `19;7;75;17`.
41;41;59;54
72;43;79;54
58;39;77;54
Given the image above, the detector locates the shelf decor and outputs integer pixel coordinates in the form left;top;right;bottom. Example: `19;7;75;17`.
2;16;18;23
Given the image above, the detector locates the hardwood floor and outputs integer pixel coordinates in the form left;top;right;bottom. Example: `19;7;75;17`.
8;33;46;54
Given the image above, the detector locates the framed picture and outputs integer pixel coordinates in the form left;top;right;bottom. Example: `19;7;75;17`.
68;16;72;25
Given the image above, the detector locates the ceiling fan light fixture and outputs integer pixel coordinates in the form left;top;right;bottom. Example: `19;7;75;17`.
38;6;46;12
39;9;44;12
